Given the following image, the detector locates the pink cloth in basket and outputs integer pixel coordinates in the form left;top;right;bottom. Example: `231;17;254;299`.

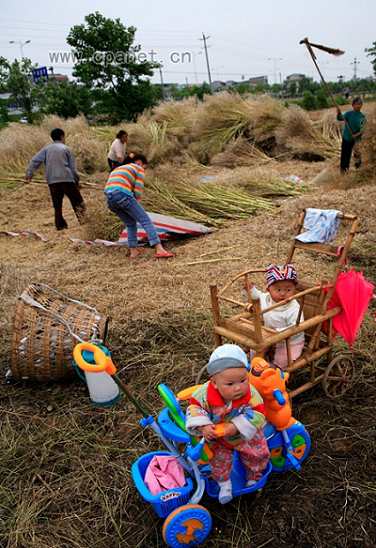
144;455;186;495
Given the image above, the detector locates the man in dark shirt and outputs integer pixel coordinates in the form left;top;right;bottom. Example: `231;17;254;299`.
25;128;86;230
336;97;367;173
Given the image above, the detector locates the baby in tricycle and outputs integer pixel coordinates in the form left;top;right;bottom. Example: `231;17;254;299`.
186;344;270;504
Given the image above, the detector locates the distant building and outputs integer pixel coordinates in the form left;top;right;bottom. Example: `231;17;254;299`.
286;73;306;82
49;73;69;82
211;80;226;91
247;75;268;86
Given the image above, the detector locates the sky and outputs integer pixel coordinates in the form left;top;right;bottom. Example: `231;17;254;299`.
0;0;375;85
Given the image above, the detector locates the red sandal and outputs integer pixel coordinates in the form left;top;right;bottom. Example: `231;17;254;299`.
155;250;175;259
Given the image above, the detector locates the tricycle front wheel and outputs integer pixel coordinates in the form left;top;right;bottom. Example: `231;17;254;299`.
162;503;212;547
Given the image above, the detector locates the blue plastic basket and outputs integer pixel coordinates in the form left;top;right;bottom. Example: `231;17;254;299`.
131;451;194;519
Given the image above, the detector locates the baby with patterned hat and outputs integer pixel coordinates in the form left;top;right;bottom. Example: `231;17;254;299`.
245;263;305;370
186;344;270;504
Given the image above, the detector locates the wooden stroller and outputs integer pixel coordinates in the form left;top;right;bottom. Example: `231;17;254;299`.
209;210;359;399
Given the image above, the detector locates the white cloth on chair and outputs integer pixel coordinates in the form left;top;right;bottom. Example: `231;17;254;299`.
296;208;341;244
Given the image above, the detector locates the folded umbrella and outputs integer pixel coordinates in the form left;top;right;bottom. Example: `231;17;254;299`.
327;270;374;347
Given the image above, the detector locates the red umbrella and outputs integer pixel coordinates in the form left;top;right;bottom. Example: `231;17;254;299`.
327;270;374;347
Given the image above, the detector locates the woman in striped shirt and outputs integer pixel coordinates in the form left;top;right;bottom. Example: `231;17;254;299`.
104;154;174;259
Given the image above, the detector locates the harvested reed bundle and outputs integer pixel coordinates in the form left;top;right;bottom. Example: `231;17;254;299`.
248;95;284;143
150;97;198;139
191;93;285;163
173;180;273;220
211;137;273;168
212;167;304;198
192;92;256;160
67;133;107;173
0;123;48;174
39;114;89;135
143;177;217;226
361;104;376;171
276;105;339;159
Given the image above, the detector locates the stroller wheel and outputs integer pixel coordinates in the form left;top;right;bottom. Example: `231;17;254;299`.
162;504;212;547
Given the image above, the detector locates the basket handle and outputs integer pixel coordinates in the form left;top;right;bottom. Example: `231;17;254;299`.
73;342;117;374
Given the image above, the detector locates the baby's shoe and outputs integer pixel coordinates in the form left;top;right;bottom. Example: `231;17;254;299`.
217;479;233;504
246;479;257;487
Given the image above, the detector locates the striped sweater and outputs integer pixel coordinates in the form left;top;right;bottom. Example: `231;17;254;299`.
104;163;145;201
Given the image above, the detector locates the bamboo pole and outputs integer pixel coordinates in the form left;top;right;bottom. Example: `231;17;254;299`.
210;284;223;346
196;245;240;259
182;257;243;266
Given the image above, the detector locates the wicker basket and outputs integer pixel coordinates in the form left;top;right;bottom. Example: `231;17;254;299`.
11;283;109;381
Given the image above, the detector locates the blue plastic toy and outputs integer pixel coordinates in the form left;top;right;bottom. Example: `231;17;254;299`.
131;383;311;547
73;343;311;547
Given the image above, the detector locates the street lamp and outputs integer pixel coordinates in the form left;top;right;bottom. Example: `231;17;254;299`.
267;57;283;85
9;39;31;59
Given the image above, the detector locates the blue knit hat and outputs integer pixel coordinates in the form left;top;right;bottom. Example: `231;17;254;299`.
207;344;249;377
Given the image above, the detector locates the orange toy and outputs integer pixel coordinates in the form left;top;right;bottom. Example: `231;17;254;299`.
249;357;295;431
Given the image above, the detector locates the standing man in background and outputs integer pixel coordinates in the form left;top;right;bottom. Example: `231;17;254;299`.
337;97;367;173
25;128;86;230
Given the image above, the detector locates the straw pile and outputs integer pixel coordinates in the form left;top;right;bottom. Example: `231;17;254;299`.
0;115;107;176
276;105;340;160
361;103;376;175
189;92;284;162
148;96;198;141
211;137;273;168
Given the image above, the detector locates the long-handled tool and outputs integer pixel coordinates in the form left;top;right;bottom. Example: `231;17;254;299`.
300;37;355;139
299;37;344;109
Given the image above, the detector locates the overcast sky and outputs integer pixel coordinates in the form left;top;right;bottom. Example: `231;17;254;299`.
0;0;375;85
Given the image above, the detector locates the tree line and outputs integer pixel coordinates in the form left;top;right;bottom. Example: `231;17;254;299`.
1;12;376;124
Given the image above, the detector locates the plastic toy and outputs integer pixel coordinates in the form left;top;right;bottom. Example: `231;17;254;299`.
250;357;294;431
73;342;120;406
74;341;311;547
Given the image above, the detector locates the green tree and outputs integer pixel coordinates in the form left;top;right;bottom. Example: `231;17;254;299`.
0;99;9;126
36;80;93;118
301;90;317;110
365;41;376;75
170;82;212;101
67;12;158;121
316;88;329;109
0;57;37;121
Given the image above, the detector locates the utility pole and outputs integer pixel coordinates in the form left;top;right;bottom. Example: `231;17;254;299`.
200;33;212;88
159;66;165;100
351;57;360;80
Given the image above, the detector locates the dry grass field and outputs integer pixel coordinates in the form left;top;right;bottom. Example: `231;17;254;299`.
0;95;375;547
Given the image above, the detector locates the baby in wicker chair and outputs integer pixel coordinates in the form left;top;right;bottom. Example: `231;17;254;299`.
244;264;305;370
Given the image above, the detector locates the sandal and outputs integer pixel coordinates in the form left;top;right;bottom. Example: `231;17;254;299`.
155;250;175;259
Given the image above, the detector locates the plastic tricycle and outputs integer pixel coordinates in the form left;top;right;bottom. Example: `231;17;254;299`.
74;343;311;548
